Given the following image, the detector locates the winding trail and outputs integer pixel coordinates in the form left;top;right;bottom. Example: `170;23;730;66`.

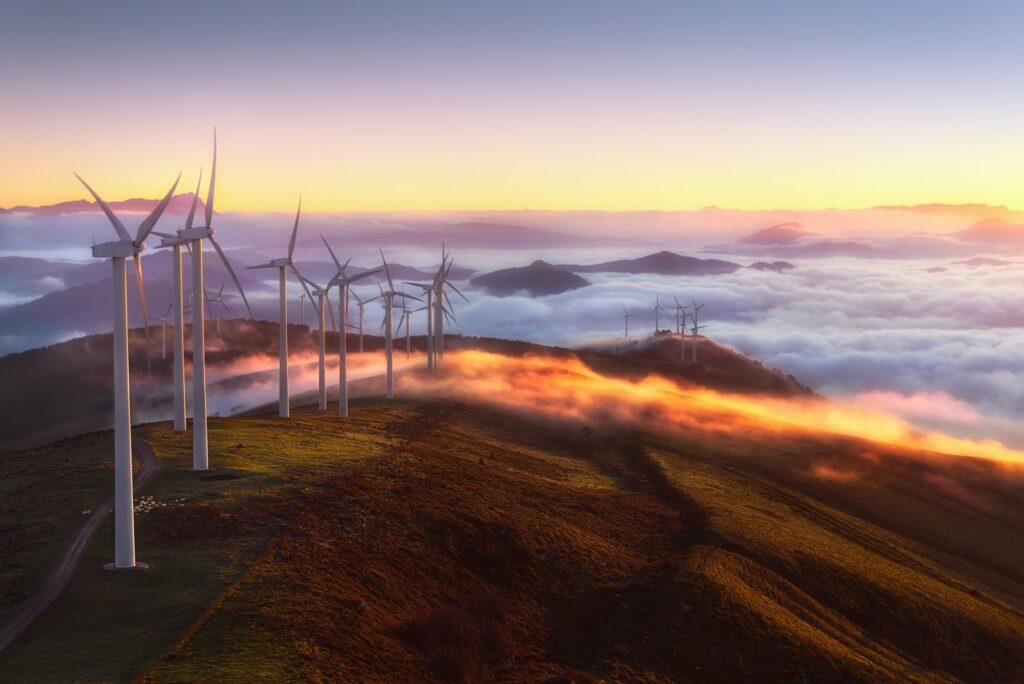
0;438;159;654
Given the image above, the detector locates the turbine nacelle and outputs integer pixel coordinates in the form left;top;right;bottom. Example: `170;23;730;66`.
178;226;214;240
91;240;140;259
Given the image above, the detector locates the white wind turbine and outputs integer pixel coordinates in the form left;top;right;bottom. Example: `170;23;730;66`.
673;295;689;359
623;306;635;339
432;247;467;365
206;282;231;333
351;290;373;353
690;300;707;363
292;267;338;411
653;293;668;335
377;249;420;399
405;265;456;375
150;304;172;360
75;170;180;570
176;137;254;470
321;235;380;417
299;291;307;328
246;198;313;417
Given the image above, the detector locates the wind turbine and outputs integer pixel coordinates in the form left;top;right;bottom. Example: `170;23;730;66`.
432;246;467;365
690;300;707;363
150;304;172;360
673;295;689;359
653;293;668;335
246;198;313;417
623;306;635;339
351;290;375;353
321;235;380;417
403;281;436;373
299;292;306;328
292;267;338;411
76;170;180;570
378;249;420;399
177;133;255;469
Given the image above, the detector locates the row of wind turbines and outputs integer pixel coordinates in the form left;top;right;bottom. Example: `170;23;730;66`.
81;132;464;571
623;293;708;362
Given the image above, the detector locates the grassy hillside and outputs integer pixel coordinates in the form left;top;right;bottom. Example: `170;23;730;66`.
1;391;1022;682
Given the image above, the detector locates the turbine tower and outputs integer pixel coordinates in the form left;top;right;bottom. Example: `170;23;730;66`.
403;281;437;374
623;306;635;339
178;133;255;469
321;235;379;417
378;249;419;399
690;300;707;363
247;198;313;417
75;170;180;570
299;292;306;328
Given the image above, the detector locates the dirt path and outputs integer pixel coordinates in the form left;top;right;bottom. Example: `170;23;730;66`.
0;438;160;654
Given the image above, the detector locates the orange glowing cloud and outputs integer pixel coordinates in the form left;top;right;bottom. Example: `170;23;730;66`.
407;350;1024;467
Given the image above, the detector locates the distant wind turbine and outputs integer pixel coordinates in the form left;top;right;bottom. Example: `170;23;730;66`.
293;267;339;411
623;306;635;339
150;304;172;360
75;170;180;570
653;293;668;335
206;282;230;333
690;300;707;363
321;235;380;417
432;244;467;365
378;249;420;399
673;295;688;359
246;198;314;417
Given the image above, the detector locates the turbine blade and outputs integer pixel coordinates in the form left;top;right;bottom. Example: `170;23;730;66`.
205;128;216;228
290;263;315;307
209;235;255;319
378;247;393;290
446;281;469;303
320;234;343;270
246;263;277;269
186;168;203;231
393;292;422;301
74;173;132;242
288;196;301;260
137;173;182;244
350;268;381;282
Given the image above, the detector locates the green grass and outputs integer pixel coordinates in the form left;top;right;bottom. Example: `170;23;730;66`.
0;399;417;682
0;432;117;625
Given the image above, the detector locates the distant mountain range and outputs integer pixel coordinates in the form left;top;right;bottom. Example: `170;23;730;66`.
470;260;589;297
558;250;741;275
0;193;207;216
954;217;1024;245
737;222;815;246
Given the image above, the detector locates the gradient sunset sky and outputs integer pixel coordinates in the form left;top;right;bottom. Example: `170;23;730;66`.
2;0;1023;212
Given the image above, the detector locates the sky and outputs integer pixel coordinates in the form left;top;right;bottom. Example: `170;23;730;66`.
2;0;1024;212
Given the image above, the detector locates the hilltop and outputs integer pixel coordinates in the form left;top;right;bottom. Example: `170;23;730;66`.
1;363;1021;681
470;260;589;296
